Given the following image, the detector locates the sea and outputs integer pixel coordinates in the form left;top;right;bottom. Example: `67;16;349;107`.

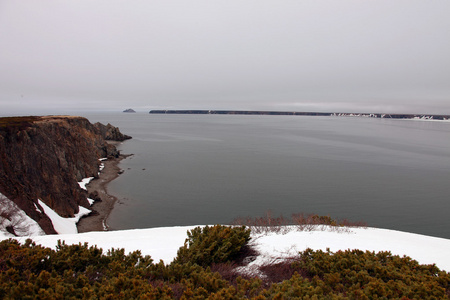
82;112;450;239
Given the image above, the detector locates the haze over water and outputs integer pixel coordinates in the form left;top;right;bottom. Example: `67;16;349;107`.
85;113;450;239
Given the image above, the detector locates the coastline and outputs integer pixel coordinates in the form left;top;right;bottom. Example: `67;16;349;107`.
77;154;130;233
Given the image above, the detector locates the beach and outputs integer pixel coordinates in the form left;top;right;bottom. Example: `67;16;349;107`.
77;154;130;233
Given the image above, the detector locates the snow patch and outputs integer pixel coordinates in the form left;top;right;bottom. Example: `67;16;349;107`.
34;203;42;213
78;177;96;205
37;200;91;234
243;226;450;273
98;158;107;174
102;219;108;231
78;177;94;190
99;158;106;168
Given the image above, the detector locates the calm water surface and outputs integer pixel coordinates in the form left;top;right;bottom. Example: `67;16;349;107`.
83;113;450;239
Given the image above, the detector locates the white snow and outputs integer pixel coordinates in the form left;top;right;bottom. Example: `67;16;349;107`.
78;177;94;190
0;194;45;237
6;225;450;272
246;226;450;273
99;158;107;173
37;200;91;234
78;177;96;205
34;203;43;213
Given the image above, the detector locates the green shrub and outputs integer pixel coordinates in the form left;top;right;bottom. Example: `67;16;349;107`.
1;233;449;299
280;248;450;299
174;225;251;267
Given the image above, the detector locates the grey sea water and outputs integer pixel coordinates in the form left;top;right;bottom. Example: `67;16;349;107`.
83;113;450;239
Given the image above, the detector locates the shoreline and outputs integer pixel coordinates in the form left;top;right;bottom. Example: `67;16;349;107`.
77;154;130;233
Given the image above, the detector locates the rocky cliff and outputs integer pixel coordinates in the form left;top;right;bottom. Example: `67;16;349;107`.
0;116;131;234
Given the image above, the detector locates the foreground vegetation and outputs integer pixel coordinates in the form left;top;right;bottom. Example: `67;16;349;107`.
1;224;449;299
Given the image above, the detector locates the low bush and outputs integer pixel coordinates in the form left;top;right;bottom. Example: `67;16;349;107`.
265;248;450;299
174;225;251;267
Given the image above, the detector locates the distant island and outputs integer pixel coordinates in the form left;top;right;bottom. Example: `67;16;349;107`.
123;108;136;113
149;110;450;120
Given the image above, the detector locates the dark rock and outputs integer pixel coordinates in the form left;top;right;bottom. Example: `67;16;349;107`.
85;210;99;216
123;108;136;113
88;191;102;202
6;225;15;235
94;122;132;141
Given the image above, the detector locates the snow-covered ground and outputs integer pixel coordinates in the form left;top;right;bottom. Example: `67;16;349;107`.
0;193;45;236
3;225;449;272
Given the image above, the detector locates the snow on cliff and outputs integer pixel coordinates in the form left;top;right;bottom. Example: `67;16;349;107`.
37;200;91;235
0;194;45;236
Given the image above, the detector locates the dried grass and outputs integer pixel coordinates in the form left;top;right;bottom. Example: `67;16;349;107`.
232;211;367;235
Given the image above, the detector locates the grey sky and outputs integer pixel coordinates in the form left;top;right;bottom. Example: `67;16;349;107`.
1;0;449;115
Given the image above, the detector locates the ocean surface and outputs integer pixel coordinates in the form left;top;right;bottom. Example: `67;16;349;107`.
83;113;450;239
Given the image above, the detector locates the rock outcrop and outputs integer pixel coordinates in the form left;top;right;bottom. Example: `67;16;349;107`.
94;122;132;141
0;116;130;234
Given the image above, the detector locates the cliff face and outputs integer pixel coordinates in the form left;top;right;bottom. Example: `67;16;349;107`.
0;116;130;234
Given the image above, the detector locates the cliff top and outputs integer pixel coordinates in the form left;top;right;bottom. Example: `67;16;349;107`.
36;115;85;124
0;116;86;132
39;115;82;119
0;116;40;129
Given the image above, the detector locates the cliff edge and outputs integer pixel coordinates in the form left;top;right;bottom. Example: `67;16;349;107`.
0;116;131;234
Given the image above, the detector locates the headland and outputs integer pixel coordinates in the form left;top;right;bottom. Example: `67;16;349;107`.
149;110;450;120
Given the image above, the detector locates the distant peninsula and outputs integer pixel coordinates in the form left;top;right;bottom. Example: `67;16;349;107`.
149;110;450;121
123;108;136;113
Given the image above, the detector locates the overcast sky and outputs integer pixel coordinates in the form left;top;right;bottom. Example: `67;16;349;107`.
1;0;449;115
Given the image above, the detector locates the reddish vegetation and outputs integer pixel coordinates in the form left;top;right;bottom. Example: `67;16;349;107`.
232;211;367;234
